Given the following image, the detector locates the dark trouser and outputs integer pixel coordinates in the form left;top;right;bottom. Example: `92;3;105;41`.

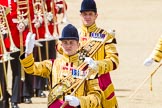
0;61;10;108
33;76;46;95
23;73;34;98
10;51;34;103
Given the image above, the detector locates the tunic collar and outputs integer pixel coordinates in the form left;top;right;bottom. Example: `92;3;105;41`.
81;23;97;33
62;53;79;63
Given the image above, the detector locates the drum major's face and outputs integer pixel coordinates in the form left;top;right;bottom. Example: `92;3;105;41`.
80;11;98;27
61;39;79;56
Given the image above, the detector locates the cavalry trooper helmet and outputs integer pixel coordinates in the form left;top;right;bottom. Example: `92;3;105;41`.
80;0;97;13
59;24;79;41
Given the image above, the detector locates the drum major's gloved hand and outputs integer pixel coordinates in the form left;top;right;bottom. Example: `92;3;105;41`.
25;32;36;55
84;57;98;71
65;95;80;107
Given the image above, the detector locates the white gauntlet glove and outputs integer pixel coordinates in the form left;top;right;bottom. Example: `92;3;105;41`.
65;95;80;107
143;58;155;66
84;57;98;71
25;32;36;54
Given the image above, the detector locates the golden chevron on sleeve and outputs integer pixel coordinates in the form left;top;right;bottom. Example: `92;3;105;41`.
96;43;119;75
20;53;52;78
20;53;35;74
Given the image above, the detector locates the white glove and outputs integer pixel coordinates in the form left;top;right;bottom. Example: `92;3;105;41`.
84;57;98;70
143;58;154;66
65;95;80;107
108;29;115;37
25;32;36;54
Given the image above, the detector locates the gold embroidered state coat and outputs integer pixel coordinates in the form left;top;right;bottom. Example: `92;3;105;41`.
20;53;104;108
79;23;119;108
